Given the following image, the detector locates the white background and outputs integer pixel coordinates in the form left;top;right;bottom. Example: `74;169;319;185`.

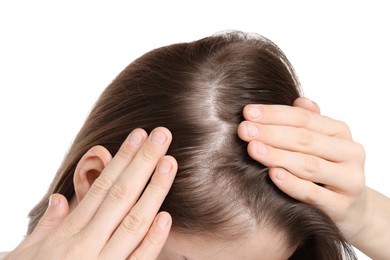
0;1;389;259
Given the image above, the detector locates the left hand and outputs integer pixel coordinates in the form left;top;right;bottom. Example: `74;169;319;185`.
237;97;367;241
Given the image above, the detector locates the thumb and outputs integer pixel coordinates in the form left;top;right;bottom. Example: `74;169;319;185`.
293;97;321;114
27;194;70;243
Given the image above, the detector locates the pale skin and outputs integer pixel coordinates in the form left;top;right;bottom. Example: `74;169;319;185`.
157;230;295;260
3;97;390;259
5;127;178;260
237;97;390;260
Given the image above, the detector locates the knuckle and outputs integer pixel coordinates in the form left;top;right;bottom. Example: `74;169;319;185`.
37;214;57;227
108;183;132;203
304;193;317;205
266;148;282;166
340;197;354;213
303;156;320;176
297;130;313;147
58;217;80;235
89;174;113;198
297;109;311;126
64;241;87;259
147;182;167;197
356;171;366;187
338;121;352;137
140;147;160;164
353;142;366;162
115;146;132;161
303;186;319;205
144;232;161;247
121;211;145;234
349;168;366;193
128;255;140;260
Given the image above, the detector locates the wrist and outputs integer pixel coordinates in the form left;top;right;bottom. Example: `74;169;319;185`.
348;186;373;246
348;187;390;259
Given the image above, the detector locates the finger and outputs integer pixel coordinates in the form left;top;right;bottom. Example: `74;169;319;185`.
26;194;70;245
293;97;321;114
127;212;172;260
101;156;177;258
241;122;358;162
242;104;351;139
247;141;347;189
84;127;173;247
268;167;340;209
69;128;148;230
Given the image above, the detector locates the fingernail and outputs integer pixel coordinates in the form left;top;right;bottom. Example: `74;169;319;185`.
247;124;258;138
49;195;60;207
129;130;143;145
247;106;261;119
157;214;170;229
158;159;171;174
151;130;167;145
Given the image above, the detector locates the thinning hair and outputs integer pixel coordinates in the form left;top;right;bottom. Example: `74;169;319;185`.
28;32;356;259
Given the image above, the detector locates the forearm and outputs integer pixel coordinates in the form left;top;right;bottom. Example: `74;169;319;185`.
350;187;390;260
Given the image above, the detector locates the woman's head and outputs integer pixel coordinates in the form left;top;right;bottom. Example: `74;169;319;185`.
28;32;356;259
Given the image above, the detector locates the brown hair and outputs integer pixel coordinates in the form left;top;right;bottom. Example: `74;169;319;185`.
28;32;356;259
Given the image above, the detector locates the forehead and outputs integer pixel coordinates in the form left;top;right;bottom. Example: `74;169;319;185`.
157;229;295;260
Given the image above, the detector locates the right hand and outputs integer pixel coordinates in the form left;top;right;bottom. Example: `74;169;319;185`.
6;127;177;260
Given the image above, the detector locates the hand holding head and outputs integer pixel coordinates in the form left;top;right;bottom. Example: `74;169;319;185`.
7;128;177;259
238;97;367;242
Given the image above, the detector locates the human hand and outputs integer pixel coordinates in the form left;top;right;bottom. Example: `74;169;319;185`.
237;97;367;241
6;127;177;260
